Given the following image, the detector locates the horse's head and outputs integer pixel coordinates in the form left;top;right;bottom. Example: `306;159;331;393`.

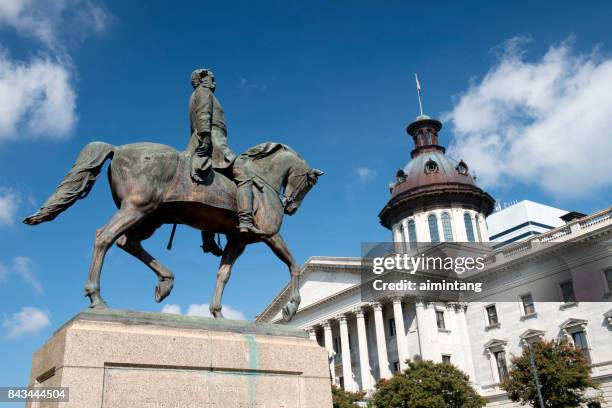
282;165;324;215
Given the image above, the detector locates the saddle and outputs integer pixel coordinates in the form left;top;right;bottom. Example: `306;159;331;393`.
164;153;238;212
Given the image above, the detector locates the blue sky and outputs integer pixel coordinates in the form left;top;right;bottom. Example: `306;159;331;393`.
1;0;612;390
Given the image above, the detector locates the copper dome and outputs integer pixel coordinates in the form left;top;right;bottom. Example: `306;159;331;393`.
379;116;495;229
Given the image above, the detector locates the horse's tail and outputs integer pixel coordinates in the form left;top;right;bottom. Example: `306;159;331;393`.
23;141;115;225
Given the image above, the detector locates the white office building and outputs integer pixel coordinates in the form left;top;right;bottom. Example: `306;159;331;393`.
486;200;568;247
257;114;612;406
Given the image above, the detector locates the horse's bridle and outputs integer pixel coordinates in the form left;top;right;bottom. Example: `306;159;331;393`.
254;171;312;209
281;171;311;208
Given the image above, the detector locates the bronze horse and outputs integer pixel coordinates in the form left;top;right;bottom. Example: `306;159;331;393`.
24;141;323;321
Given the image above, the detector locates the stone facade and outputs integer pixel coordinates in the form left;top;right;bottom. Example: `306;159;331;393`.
257;207;612;405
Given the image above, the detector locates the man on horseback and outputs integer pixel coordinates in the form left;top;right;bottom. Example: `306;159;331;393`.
187;68;266;238
187;68;236;180
187;68;237;255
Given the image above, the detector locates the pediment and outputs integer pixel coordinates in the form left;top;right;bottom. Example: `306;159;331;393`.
559;318;588;330
519;329;545;340
483;338;507;349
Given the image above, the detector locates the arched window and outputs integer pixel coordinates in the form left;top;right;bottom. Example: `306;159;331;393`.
428;214;440;243
464;213;475;242
407;220;417;249
475;215;483;242
442;212;453;241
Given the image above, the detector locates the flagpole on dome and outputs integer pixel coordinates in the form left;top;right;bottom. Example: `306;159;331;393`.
415;73;424;116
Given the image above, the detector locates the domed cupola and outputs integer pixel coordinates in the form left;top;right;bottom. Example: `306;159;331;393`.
379;112;495;244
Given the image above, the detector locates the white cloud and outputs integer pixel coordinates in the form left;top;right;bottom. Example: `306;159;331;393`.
11;256;42;294
0;0;110;142
445;37;612;198
187;304;246;320
0;256;42;293
3;306;50;339
0;188;19;225
0;0;109;48
355;167;376;185
160;304;181;314
0;51;76;140
239;77;267;92
161;303;246;321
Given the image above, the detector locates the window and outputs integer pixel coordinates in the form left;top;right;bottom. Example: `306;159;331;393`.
428;214;440;242
560;281;576;303
464;213;475;242
392;361;400;373
605;269;612;293
494;350;509;382
436;310;446;330
571;330;591;362
388;318;396;337
475;215;483;242
441;212;453;241
407;220;417;249
441;354;451;364
521;294;535;316
486;305;499;326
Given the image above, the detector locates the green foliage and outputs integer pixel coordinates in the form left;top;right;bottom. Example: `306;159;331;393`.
371;360;486;408
332;384;365;408
501;339;602;408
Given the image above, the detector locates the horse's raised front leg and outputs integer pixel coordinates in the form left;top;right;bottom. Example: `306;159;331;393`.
264;233;301;322
210;238;246;319
116;222;175;303
84;206;145;309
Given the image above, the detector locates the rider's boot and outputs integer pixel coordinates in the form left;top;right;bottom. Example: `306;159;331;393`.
201;231;223;256
236;181;266;236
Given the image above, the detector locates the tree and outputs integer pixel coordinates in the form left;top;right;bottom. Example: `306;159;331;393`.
332;384;365;408
371;360;486;408
501;339;601;407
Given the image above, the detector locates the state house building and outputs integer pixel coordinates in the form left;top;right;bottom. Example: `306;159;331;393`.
257;112;612;406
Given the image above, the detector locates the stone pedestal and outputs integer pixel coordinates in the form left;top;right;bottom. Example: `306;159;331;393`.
26;309;332;408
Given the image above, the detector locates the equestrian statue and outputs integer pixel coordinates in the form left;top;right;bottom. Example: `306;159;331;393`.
23;68;323;322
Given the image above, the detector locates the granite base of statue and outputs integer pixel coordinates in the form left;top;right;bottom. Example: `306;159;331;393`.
25;309;332;408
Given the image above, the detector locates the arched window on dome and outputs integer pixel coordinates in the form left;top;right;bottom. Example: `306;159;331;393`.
442;212;453;241
428;214;440;243
407;220;417;249
475;215;483;242
464;213;475;242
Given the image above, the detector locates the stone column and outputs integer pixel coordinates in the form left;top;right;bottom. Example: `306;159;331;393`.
454;304;476;380
307;327;317;341
354;308;372;391
392;297;409;371
338;315;356;391
372;302;392;379
322;321;336;385
415;299;434;361
486;349;500;384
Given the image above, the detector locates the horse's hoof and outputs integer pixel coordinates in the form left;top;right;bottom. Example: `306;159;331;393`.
211;309;225;319
155;278;174;303
89;298;108;310
282;302;299;322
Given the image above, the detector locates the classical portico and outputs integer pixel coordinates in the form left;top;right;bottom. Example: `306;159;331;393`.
290;294;474;393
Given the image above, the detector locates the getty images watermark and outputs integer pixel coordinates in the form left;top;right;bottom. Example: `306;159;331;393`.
370;252;485;293
359;241;612;303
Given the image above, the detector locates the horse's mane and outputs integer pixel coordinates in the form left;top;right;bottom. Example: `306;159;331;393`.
241;142;303;161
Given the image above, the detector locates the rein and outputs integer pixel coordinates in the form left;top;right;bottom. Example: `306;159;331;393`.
254;170;310;208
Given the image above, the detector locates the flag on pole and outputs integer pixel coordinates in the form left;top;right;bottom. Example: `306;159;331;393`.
415;73;424;116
